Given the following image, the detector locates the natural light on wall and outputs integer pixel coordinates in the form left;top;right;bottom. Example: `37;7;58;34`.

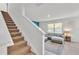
64;28;72;31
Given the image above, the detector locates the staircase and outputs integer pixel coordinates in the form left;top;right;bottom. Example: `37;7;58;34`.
1;11;33;55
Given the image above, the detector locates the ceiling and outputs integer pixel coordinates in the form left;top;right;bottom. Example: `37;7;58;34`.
23;4;79;21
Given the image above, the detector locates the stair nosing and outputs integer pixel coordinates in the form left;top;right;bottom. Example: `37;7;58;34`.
12;36;24;39
12;40;26;46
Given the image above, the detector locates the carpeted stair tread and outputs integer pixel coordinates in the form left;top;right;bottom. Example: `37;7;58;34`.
12;36;24;43
8;45;31;55
7;23;16;26
8;26;17;29
9;29;19;33
11;32;21;37
8;41;27;51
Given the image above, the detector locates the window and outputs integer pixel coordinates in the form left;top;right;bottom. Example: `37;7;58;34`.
48;23;63;34
32;21;39;27
48;24;54;33
55;23;63;34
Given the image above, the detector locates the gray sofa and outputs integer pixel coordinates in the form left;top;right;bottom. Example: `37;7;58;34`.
45;33;64;44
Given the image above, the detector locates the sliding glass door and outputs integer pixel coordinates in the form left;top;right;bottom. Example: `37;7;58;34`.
48;23;63;34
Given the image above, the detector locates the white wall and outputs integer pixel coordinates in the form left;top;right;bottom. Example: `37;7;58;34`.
0;3;7;11
8;3;43;55
40;16;79;42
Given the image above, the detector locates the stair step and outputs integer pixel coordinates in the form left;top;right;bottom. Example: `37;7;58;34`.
7;22;14;24
8;40;27;52
12;36;24;43
8;45;31;55
6;21;14;23
9;29;19;33
6;19;13;21
7;23;16;26
5;19;13;22
11;32;21;37
8;26;17;29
